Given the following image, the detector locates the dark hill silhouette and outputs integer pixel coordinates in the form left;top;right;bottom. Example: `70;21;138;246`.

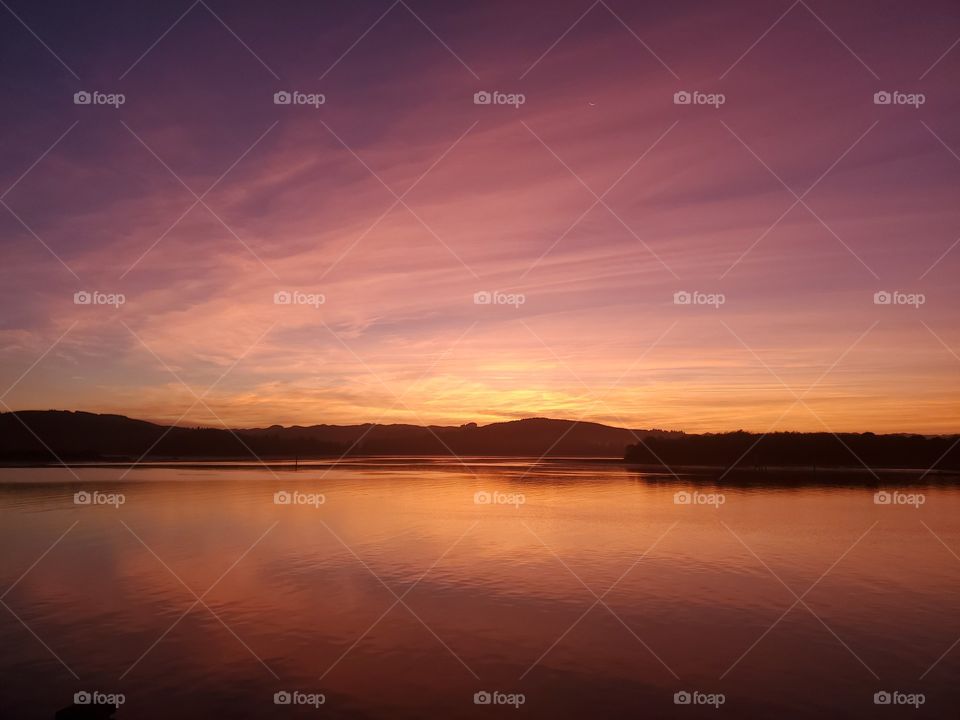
2;411;956;471
624;430;960;472
0;410;672;462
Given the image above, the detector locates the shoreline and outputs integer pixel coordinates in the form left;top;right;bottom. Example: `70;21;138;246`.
0;456;957;481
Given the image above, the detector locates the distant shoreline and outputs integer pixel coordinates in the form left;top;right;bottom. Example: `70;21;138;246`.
1;456;958;483
3;411;958;477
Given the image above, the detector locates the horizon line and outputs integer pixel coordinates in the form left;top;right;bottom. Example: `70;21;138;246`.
3;408;958;438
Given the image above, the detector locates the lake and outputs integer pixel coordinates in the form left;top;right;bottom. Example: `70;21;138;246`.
1;459;958;718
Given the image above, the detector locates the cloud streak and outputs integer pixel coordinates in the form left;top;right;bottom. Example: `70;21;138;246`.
1;0;959;432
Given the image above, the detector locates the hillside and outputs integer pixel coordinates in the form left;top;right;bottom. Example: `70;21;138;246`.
624;430;960;472
0;411;670;461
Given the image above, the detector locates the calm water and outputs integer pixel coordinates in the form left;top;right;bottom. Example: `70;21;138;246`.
1;459;959;719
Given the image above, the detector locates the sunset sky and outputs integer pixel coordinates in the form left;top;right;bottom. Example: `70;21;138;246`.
1;0;959;433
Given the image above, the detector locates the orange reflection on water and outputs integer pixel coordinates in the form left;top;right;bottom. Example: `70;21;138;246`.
2;462;960;718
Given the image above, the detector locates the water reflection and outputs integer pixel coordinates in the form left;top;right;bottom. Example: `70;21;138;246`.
1;462;959;718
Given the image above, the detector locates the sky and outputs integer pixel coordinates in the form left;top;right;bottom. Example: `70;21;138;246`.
1;0;959;433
